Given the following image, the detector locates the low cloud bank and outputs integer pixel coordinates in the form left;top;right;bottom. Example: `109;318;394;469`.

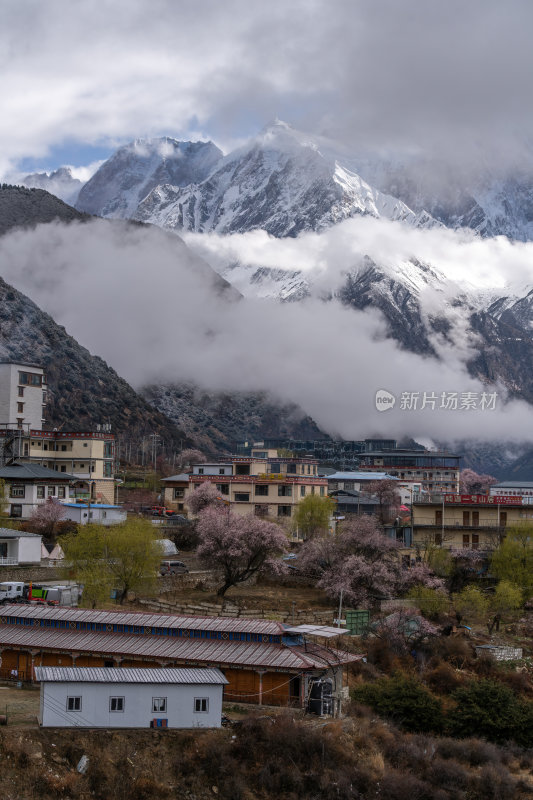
0;218;532;442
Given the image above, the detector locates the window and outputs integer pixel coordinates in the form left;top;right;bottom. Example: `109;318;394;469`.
300;486;306;497
60;466;66;473
18;371;42;387
10;485;25;498
79;463;84;468
173;488;185;499
278;485;292;497
198;468;204;475
18;387;24;397
104;462;113;477
320;486;325;496
61;444;67;451
17;402;24;413
270;463;281;474
43;444;48;451
277;505;292;517
37;486;45;499
57;486;65;498
83;443;88;447
234;493;250;502
219;468;225;475
194;698;209;713
67;696;82;712
10;504;22;518
255;485;269;496
255;505;268;516
47;486;55;497
235;464;250;476
109;697;124;712
152;697;167;713
216;484;229;495
287;464;297;474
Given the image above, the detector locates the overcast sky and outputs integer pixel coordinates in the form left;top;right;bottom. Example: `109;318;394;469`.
3;0;533;176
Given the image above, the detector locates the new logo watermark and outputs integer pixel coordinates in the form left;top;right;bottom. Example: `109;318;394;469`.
375;390;498;412
375;389;396;411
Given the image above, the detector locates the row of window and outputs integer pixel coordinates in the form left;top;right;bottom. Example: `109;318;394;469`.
1;616;282;643
66;696;209;713
10;485;68;499
212;485;325;501
196;463;318;477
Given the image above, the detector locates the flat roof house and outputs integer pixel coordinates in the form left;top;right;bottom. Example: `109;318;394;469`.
36;666;228;728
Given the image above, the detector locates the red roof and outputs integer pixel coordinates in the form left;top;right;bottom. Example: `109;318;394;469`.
0;625;359;671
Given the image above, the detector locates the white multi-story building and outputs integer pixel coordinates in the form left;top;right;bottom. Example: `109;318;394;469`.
0;362;46;430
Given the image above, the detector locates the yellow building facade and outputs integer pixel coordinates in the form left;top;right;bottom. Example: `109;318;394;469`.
163;450;328;524
22;430;116;504
412;493;533;552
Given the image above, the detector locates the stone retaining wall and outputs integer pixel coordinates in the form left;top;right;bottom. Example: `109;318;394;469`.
0;566;63;583
138;595;336;624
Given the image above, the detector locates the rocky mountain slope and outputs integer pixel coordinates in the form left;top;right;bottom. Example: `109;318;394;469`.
79;121;436;236
76;137;223;219
141;383;327;453
0;184;90;237
0;275;194;448
21;166;83;206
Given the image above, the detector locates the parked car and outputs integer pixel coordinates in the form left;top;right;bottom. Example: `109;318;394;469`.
159;560;189;575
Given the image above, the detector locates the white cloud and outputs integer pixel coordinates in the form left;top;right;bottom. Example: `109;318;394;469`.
2;1;533;175
0;218;532;443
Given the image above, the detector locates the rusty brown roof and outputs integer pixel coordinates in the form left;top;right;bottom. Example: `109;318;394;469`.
0;625;359;671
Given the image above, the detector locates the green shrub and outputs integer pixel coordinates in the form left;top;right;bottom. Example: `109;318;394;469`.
352;674;444;733
448;680;533;746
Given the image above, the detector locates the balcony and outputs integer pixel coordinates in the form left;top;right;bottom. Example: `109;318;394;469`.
0;557;18;566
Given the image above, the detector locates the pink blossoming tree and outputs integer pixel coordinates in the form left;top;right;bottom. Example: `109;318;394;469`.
186;481;225;515
27;497;67;538
196;506;288;596
300;515;443;607
459;469;497;495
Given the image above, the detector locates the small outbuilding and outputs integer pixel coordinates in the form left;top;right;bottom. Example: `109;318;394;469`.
0;528;42;565
35;666;228;728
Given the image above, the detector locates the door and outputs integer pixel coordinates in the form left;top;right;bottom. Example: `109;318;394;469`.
435;510;442;526
463;511;470;526
472;511;479;526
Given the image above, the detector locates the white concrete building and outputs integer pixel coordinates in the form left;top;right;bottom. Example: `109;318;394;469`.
60;503;127;526
0;529;42;565
0;362;46;430
35;666;228;728
0;463;77;519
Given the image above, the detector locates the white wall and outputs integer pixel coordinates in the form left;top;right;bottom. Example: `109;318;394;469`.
40;681;224;728
16;535;42;563
0;363;44;430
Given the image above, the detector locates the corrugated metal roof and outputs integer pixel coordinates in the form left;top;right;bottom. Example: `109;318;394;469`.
34;666;228;684
0;604;284;636
0;624;359;670
283;625;350;638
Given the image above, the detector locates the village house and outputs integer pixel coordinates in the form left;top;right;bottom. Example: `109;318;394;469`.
36;666;228;729
411;492;531;552
0;529;42;565
162;450;328;521
0;463;78;519
60;502;127;526
0;605;360;712
0;362;116;504
357;448;461;493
